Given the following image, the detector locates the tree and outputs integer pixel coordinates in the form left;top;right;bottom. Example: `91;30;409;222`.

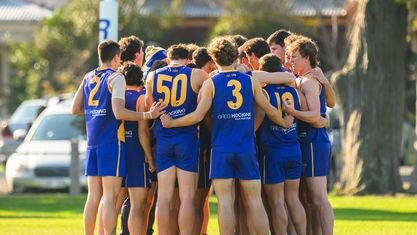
210;0;303;39
7;0;178;112
332;0;407;194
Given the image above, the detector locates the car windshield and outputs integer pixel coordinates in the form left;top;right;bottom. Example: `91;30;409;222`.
31;114;86;141
10;102;45;123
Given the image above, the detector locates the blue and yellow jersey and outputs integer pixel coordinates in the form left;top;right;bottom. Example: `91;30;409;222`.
258;85;301;147
124;88;146;146
83;68;124;147
152;65;198;141
211;71;255;152
298;83;330;143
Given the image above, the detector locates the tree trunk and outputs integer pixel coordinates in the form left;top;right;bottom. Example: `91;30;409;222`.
331;0;407;194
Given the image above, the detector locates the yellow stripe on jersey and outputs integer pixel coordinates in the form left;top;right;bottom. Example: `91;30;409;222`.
310;143;315;177
117;121;125;142
116;140;121;177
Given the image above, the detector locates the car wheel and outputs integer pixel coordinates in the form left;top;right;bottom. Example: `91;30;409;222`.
12;183;25;194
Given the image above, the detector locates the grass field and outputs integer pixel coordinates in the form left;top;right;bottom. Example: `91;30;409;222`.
0;194;416;235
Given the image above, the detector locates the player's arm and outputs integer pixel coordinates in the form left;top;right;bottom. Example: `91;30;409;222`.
145;71;156;111
311;67;336;108
283;79;321;124
71;81;84;115
191;68;210;93
251;71;296;85
137;95;155;172
298;89;328;128
111;73;166;120
254;103;265;131
161;79;213;128
252;80;293;128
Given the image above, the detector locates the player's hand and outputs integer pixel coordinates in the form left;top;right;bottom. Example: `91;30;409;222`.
282;99;294;115
310;67;329;85
160;114;173;128
149;100;167;119
148;159;156;173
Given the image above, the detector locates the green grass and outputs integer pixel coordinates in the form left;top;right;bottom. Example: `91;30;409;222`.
0;195;416;235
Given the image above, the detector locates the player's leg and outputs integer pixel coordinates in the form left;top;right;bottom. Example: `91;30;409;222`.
239;179;269;235
284;179;306;235
212;178;235;235
200;190;211;235
84;176;102;235
305;176;333;235
101;176;123;235
193;187;211;235
146;180;157;235
177;168;198;234
263;183;287;235
169;187;180;234
128;187;149;235
156;167;177;235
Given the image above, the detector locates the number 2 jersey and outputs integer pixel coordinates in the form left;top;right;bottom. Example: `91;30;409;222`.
211;70;255;153
151;65;198;141
82;68;125;147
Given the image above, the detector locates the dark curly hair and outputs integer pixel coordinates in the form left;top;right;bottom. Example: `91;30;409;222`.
207;37;238;66
119;35;144;63
119;61;144;86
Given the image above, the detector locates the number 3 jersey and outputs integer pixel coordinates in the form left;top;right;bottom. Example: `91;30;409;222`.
83;68;125;147
211;71;255;153
152;65;198;141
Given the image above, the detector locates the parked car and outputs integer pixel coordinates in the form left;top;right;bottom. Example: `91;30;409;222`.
0;94;74;164
0;99;48;163
326;106;341;191
5;100;87;193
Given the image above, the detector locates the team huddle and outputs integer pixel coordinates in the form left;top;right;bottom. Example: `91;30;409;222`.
72;29;335;235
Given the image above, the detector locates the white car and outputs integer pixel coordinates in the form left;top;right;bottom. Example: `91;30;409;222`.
5;101;87;193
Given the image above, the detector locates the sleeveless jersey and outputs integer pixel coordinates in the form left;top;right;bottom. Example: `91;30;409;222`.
152;65;198;141
298;81;330;143
259;85;301;147
211;71;255;152
124;88;146;148
83;68;124;147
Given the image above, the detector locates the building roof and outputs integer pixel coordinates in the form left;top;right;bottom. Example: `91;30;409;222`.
291;0;347;17
139;0;348;18
139;0;224;18
0;0;52;22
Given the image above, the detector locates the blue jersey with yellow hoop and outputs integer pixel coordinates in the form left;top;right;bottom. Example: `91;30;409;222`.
259;85;301;146
124;89;146;146
83;68;125;147
152;65;198;141
211;71;255;152
298;83;330;143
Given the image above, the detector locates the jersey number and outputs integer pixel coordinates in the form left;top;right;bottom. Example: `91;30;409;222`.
156;74;187;107
227;79;243;110
274;91;295;112
88;76;101;106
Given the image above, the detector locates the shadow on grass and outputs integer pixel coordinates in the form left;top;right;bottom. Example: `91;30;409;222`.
209;199;417;222
334;208;417;222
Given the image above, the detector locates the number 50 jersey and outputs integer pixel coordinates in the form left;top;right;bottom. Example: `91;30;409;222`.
152;65;198;141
